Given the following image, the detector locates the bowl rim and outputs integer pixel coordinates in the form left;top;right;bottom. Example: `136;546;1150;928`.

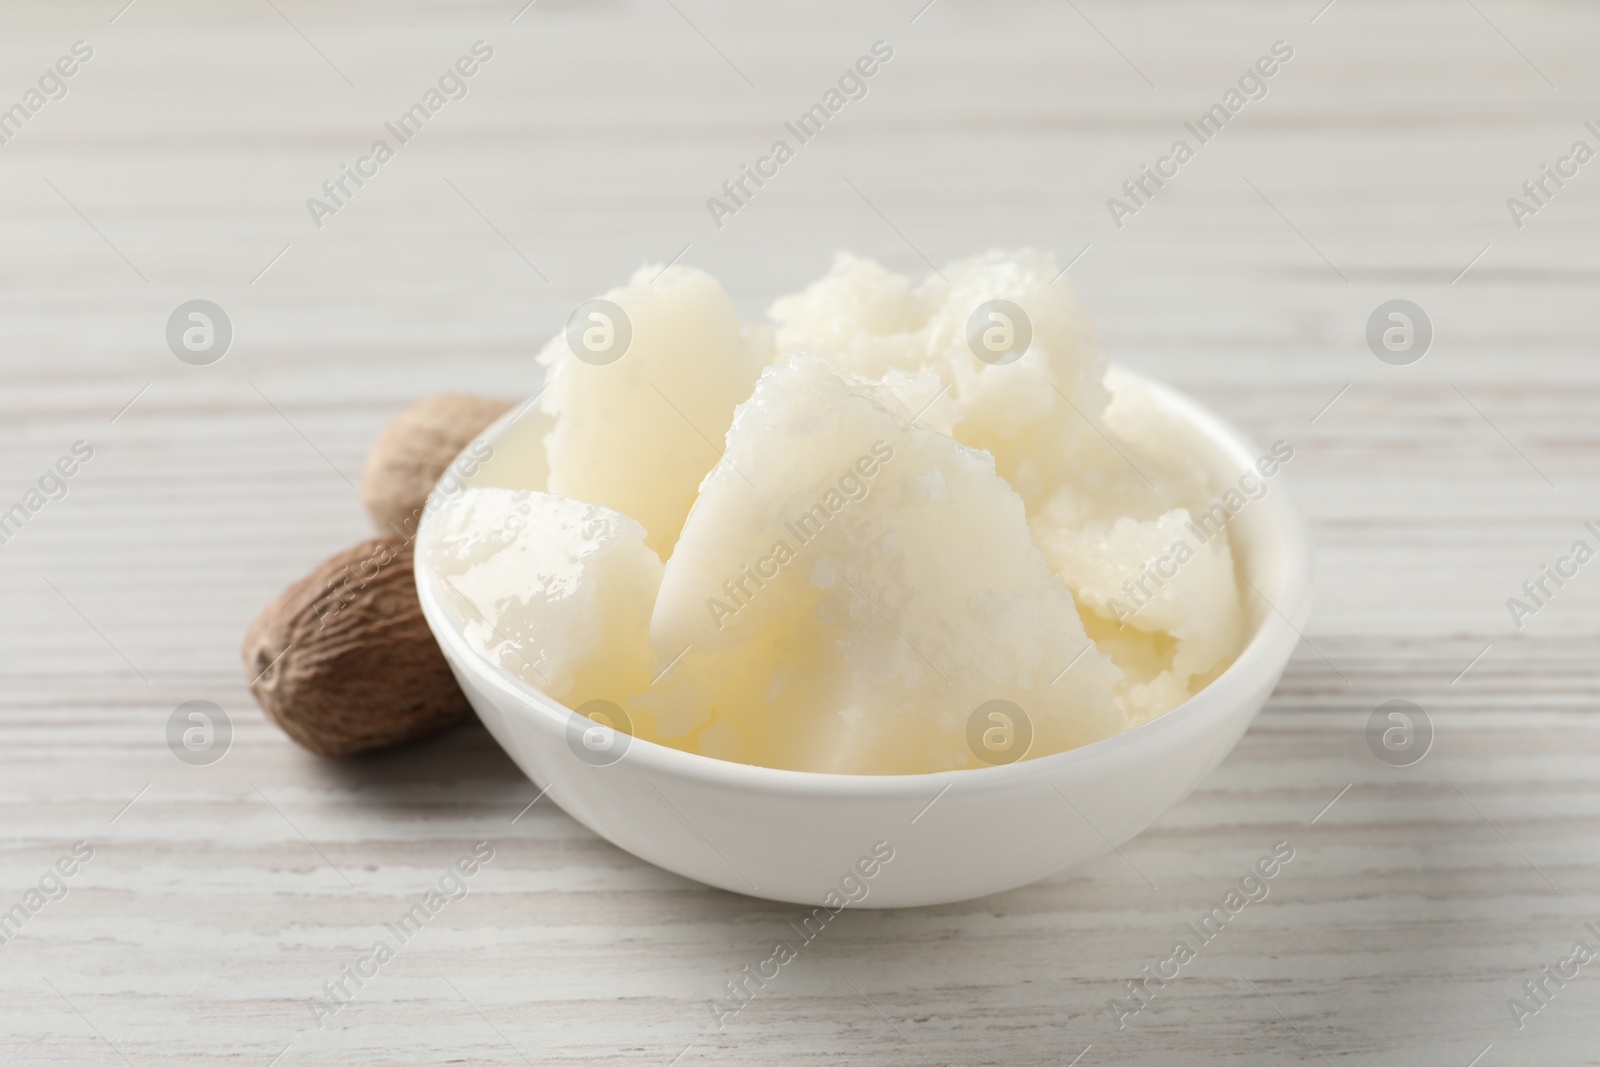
416;364;1313;799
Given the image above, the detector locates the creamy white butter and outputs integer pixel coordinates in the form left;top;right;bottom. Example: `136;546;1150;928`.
425;250;1246;774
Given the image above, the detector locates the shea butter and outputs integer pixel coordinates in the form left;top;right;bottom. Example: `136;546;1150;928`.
423;250;1249;774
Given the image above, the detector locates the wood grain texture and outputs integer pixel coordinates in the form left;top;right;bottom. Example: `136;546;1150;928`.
3;0;1599;1063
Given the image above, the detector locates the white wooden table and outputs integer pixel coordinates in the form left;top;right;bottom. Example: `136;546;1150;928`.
3;0;1598;1063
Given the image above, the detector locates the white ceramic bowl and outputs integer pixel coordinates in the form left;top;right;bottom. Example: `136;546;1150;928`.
416;368;1313;908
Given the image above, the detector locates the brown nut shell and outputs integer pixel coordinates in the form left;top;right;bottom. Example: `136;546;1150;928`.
360;393;513;538
242;535;471;756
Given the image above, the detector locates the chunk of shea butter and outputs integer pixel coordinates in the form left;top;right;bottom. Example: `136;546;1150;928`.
1021;373;1226;544
1031;502;1242;722
537;264;769;557
767;249;1111;510
1099;370;1223;520
421;487;663;708
650;354;1124;774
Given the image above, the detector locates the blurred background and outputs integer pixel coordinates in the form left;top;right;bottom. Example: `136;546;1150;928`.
3;1;1598;1064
